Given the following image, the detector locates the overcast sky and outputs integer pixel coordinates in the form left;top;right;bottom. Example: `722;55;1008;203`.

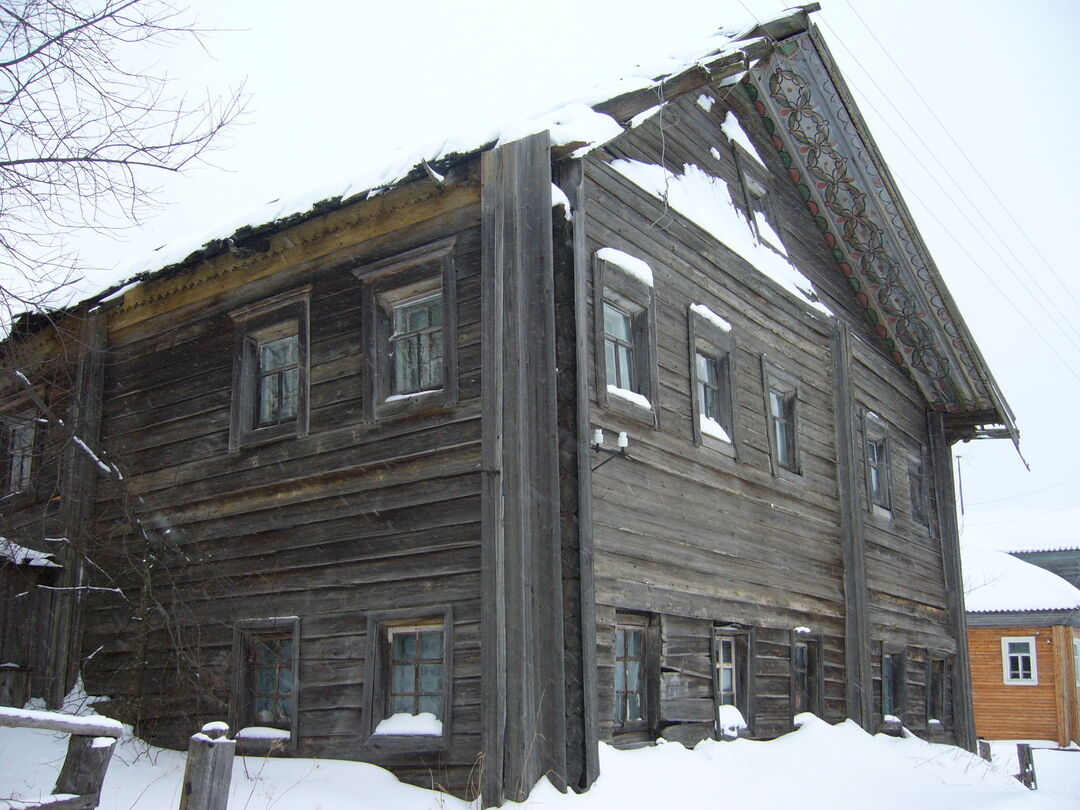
48;0;1080;551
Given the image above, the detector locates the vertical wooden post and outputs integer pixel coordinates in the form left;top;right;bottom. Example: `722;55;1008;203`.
976;739;991;761
53;733;116;806
179;722;235;810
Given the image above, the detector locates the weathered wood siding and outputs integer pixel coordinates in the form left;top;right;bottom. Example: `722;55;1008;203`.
581;86;962;744
79;169;487;792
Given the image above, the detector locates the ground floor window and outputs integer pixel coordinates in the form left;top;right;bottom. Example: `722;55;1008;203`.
712;626;752;738
614;615;649;732
881;649;905;721
231;617;301;749
791;634;822;717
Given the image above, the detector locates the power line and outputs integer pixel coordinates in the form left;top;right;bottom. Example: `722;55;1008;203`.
967;470;1080;506
817;14;1080;358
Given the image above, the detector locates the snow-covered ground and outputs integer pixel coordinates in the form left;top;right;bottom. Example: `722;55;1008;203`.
1;692;1075;810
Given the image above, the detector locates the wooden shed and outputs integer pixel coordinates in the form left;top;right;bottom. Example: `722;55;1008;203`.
0;5;1017;805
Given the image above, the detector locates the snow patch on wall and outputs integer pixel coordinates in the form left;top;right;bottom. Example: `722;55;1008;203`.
721;111;767;168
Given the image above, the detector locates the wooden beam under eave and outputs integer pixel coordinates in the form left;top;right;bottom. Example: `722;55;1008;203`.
106;170;481;334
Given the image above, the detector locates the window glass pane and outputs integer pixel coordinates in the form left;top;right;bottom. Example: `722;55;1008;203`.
617;345;635;390
393;632;417;660
392;664;415;693
627;692;642;721
418;695;443;717
419;663;442;692
604;340;618;387
615;628;625;658
1007;641;1030;655
721;669;733;692
721;639;733;665
419;630;443;659
626;629;643;658
604;302;632;341
392;695;413;714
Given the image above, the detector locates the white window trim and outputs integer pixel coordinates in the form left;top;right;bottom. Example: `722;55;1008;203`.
1001;636;1038;685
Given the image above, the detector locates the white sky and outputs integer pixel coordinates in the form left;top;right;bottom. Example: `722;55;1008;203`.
38;0;1080;552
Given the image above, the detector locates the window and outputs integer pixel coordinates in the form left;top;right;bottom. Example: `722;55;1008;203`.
688;305;738;453
390;293;443;395
362;607;453;748
712;626;752;738
594;249;658;426
881;650;905;721
863;412;890;512
1001;636;1038;684
762;360;800;476
5;417;35;493
791;634;822;717
614;621;646;728
907;452;930;526
604;302;637;392
1074;639;1080;689
231;617;301;750
229;287;311;451
732;143;784;255
354;237;458;420
926;655;952;727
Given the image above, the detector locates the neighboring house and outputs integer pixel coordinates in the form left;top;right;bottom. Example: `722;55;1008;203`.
964;546;1080;747
0;6;1017;805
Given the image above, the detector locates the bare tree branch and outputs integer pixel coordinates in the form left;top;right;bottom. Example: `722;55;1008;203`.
0;0;245;322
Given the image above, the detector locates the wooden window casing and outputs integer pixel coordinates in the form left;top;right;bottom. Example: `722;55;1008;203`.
5;417;35;494
353;237;459;421
362;606;454;751
231;617;301;751
593;251;658;428
862;411;891;514
926;655;952;728
761;360;800;478
1001;636;1038;685
688;306;739;456
712;625;754;738
229;287;311;452
612;612;659;737
907;451;930;526
881;648;906;722
790;633;823;720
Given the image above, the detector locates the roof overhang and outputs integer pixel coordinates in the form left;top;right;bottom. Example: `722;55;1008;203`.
740;23;1016;443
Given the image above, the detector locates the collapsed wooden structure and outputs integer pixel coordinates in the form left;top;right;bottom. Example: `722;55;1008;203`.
0;6;1016;805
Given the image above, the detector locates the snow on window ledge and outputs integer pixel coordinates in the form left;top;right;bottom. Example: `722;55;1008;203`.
373;712;443;737
716;704;748;739
689;303;731;332
384;389;441;403
699;415;731;444
606;385;652;412
235;726;291;742
596;247;653;287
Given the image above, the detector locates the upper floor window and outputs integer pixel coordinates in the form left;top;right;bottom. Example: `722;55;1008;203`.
5;417;35;493
594;249;657;427
604;301;636;392
762;360;800;477
907;452;930;526
688;304;738;453
391;292;443;396
863;412;891;513
1001;636;1038;684
228;286;311;452
354;237;459;420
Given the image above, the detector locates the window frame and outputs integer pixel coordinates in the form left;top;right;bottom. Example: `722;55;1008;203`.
3;413;36;495
862;411;892;515
880;645;906;724
353;237;458;421
712;624;754;739
611;611;660;737
361;606;454;751
1001;635;1038;685
925;653;952;729
593;250;658;428
230;616;301;752
907;449;931;527
688;306;739;457
761;359;801;478
228;286;312;452
732;145;784;256
790;632;823;721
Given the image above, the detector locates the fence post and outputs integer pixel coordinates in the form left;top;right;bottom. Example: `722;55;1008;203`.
179;721;236;810
1015;742;1037;790
976;739;991;762
53;733;116;807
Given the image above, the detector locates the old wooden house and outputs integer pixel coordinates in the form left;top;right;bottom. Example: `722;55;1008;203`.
964;546;1080;747
0;5;1016;805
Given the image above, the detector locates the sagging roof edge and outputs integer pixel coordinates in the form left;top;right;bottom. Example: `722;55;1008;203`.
800;22;1017;445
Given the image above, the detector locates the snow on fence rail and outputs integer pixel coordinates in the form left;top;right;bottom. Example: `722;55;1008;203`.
0;706;120;809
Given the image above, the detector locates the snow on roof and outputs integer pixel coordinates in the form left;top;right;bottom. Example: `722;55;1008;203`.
0;537;60;567
65;23;774;311
962;543;1080;614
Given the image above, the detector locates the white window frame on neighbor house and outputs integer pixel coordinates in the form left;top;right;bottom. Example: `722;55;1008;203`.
1001;636;1038;685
